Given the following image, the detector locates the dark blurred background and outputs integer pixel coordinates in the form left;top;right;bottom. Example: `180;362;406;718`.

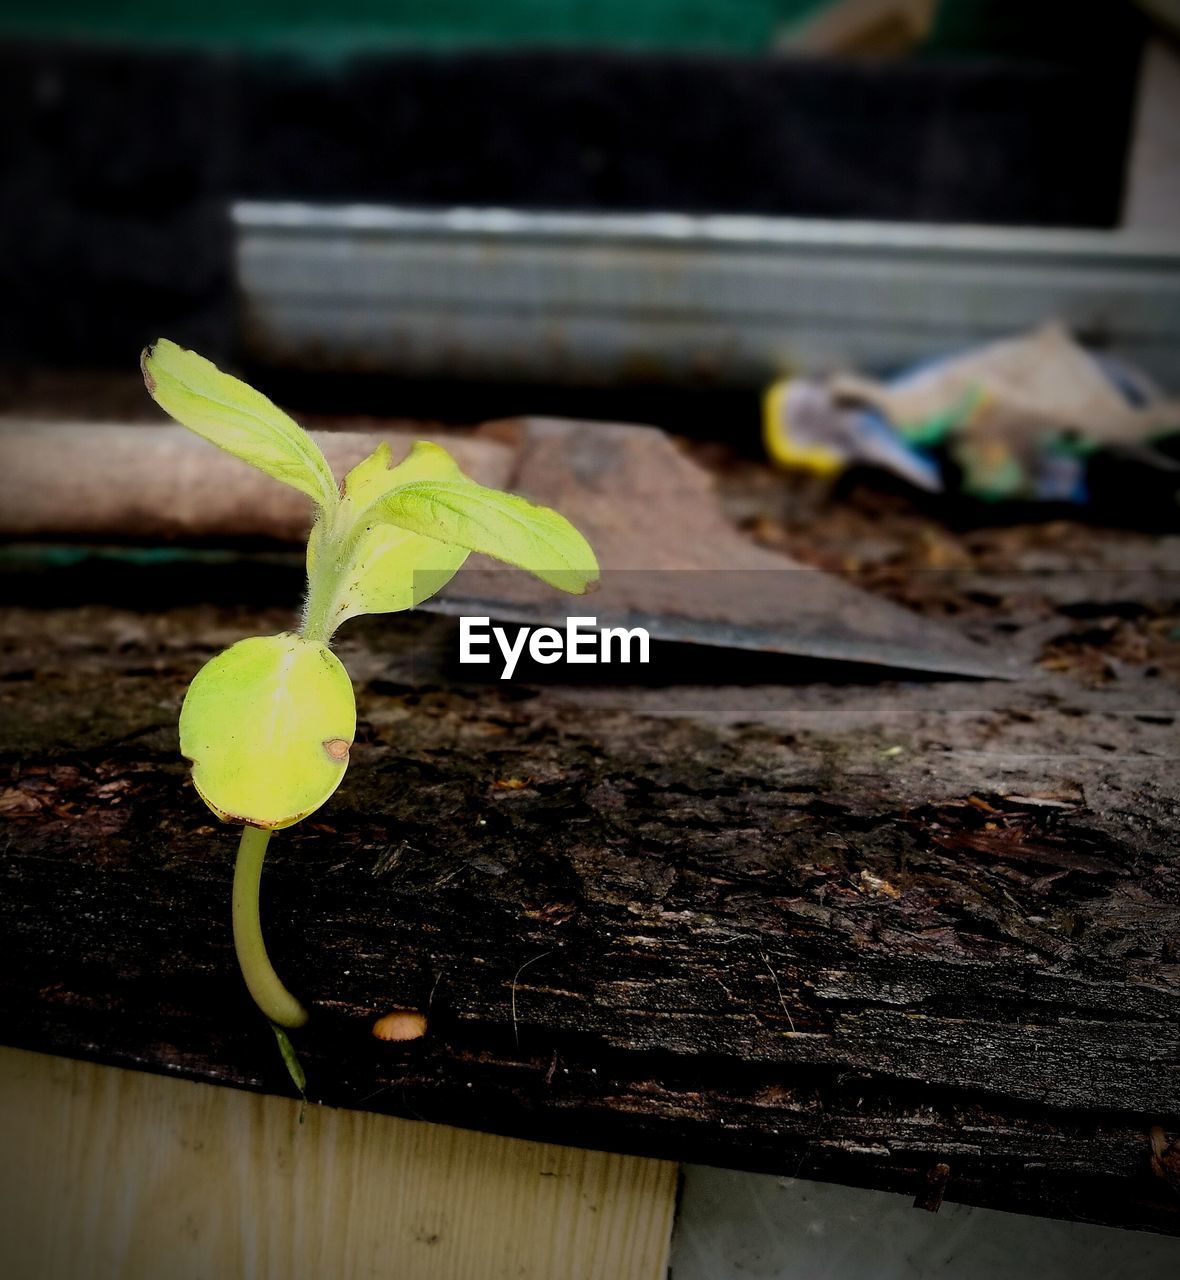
0;0;1167;372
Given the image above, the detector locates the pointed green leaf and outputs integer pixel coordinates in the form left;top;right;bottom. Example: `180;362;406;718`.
179;633;356;830
142;339;338;508
344;439;462;506
368;477;599;595
342;440;396;505
326;440;473;628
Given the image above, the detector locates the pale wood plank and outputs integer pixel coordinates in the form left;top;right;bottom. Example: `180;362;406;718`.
0;1048;676;1280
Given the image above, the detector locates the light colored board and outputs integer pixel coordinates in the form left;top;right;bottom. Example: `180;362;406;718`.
0;1047;676;1280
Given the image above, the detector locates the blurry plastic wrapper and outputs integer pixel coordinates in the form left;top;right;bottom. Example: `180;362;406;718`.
764;324;1180;504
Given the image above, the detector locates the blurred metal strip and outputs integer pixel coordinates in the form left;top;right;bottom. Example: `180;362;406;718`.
234;202;1180;386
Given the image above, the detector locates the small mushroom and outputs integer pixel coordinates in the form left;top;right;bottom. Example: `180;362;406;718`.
372;1010;428;1042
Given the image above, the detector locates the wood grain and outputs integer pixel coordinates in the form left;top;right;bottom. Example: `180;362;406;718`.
0;1047;676;1280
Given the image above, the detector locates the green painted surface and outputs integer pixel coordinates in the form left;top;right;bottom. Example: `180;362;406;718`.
0;0;830;55
0;2;1115;61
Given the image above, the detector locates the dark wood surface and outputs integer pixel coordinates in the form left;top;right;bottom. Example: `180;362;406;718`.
1;560;1178;1234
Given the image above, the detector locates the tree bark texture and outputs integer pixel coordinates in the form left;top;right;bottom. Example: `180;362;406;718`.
0;594;1177;1234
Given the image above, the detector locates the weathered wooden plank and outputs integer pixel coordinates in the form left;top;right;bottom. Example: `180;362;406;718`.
0;1047;677;1280
0;598;1178;1234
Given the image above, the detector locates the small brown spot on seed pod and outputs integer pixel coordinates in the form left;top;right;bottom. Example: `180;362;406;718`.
372;1011;427;1042
323;738;351;761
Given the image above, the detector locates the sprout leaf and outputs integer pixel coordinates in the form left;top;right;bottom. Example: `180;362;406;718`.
179;633;355;830
142;339;338;508
367;471;599;596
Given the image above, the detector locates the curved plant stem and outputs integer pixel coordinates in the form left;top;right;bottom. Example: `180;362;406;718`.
232;825;309;1028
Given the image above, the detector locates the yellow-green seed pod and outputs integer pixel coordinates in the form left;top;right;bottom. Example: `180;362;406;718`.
179;633;356;830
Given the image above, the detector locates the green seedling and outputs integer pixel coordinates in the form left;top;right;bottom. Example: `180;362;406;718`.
142;340;597;1061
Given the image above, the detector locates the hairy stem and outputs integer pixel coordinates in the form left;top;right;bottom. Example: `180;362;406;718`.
300;509;345;643
232;825;309;1028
